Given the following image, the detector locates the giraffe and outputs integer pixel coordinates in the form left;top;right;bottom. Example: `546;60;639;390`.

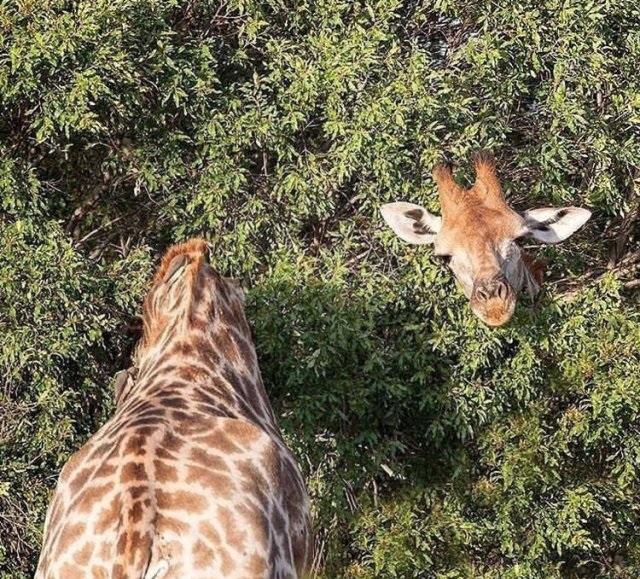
35;239;313;579
381;151;592;326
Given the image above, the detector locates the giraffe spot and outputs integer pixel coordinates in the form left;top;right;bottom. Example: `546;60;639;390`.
121;462;148;483
138;407;166;419
171;340;195;358
246;553;268;574
95;495;120;535
59;445;93;483
99;541;114;559
91;565;109;579
199;521;221;546
58;522;86;551
190;447;228;471
189;316;208;333
163;397;188;409
171;410;191;422
162;430;184;452
219;547;235;575
218;505;246;549
193;539;215;569
116;531;128;554
260;444;282;480
156;447;176;461
177;366;199;381
157;489;207;512
124;434;148;456
237;500;269;543
185;466;234;497
223;420;262;445
77;484;111;513
94;461;117;479
135;426;156;437
129;485;148;500
199;429;244;455
69;467;94;493
73;542;94;566
230;328;256;366
293;524;312;573
214;331;239;363
195;382;236;407
60;562;85;578
197;402;220;415
237;459;270;493
129;501;144;523
157;513;190;534
154;459;179;483
268;539;283;569
126;530;151;566
129;417;164;428
194;336;222;366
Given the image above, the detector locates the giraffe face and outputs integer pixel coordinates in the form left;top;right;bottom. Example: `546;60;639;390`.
381;153;591;326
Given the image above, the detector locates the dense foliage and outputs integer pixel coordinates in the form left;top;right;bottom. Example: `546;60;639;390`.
1;0;639;576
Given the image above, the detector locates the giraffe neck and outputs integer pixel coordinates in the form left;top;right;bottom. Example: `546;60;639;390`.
121;279;279;434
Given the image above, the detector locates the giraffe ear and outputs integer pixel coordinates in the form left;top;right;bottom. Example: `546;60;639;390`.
522;207;591;243
381;202;441;245
163;254;189;283
113;368;136;406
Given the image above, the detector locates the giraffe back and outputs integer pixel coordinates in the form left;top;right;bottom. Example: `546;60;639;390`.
36;239;313;579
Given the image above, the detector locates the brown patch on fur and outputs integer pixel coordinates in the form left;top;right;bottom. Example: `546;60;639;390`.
121;462;148;483
219;547;235;575
157;513;190;534
154;459;179;483
157;489;207;512
193;539;216;569
223;420;262;445
129;501;144;523
94;461;117;479
95;497;119;534
72;542;93;566
247;553;268;574
98;541;114;560
190;447;229;471
92;565;109;578
59;562;85;579
124;434;148;457
77;484;111;513
237;500;269;543
58;522;86;551
218;505;247;549
69;467;94;494
199;521;222;546
186;465;234;497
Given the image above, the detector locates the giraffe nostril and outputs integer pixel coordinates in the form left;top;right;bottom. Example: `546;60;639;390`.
474;279;511;303
475;287;490;302
496;281;509;300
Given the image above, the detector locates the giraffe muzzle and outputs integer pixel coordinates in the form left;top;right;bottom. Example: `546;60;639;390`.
470;277;516;326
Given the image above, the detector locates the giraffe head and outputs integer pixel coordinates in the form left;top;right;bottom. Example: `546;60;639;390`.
137;238;246;357
381;152;591;326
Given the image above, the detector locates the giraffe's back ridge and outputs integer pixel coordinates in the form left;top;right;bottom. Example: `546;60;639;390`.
35;239;312;579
